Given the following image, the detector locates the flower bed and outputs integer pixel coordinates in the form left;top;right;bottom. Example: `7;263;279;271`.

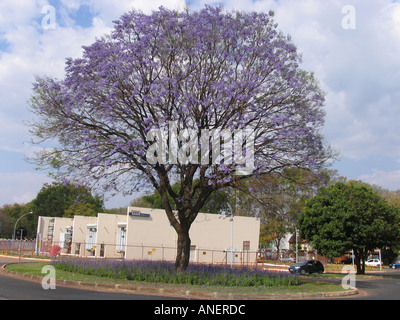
52;258;300;287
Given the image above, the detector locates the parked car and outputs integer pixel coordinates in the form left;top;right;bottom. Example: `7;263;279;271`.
365;259;382;267
288;260;324;274
279;257;296;263
389;261;400;269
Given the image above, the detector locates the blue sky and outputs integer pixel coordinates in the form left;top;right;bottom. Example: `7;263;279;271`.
1;0;400;208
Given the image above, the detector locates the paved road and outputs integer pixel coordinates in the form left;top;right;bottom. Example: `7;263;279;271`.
339;273;400;300
319;270;400;300
2;256;400;300
0;256;178;300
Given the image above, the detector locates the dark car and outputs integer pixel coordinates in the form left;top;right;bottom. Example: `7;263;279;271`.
289;260;324;274
389;261;400;269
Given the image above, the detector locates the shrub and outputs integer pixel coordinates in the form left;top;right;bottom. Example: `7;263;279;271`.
52;258;300;287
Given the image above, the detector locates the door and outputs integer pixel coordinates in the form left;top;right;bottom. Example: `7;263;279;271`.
116;230;126;252
85;230;96;251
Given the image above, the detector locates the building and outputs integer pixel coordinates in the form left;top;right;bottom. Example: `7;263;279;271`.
125;207;260;265
267;232;292;251
70;215;98;257
36;216;73;255
92;213;126;258
36;207;260;265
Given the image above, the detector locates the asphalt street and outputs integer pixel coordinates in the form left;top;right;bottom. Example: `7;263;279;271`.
332;273;400;300
1;256;400;300
0;256;177;300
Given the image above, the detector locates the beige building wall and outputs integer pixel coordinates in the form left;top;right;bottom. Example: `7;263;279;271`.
36;216;54;241
52;217;73;254
190;213;260;265
94;213;127;258
36;216;54;254
125;207;177;261
36;207;260;265
125;207;260;265
71;215;97;257
36;216;73;254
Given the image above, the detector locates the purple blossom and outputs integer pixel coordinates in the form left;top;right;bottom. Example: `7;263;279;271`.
52;258;300;287
29;5;331;271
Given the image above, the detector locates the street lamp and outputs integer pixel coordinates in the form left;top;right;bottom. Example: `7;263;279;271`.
13;211;33;240
13;212;33;264
230;189;239;269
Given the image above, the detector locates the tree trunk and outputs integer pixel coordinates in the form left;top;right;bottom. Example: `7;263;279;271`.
354;255;363;275
156;174;207;272
175;225;191;272
275;238;281;261
354;250;367;275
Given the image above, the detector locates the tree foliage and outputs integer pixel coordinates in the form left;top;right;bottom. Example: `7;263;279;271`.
236;168;332;252
30;182;104;220
299;182;400;274
29;6;331;271
0;203;34;238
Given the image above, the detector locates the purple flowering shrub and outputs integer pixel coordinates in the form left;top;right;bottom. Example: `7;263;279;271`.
52;258;300;287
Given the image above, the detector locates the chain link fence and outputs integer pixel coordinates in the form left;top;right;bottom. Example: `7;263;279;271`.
258;249;328;265
0;239;37;256
1;238;336;271
33;239;260;267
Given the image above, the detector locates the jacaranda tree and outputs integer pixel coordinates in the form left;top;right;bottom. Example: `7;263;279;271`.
29;6;330;271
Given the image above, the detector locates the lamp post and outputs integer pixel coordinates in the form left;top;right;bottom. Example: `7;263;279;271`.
230;189;238;269
230;213;234;269
13;212;32;263
13;212;33;240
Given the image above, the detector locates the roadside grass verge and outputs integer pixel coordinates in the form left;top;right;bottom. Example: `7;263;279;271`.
4;261;350;296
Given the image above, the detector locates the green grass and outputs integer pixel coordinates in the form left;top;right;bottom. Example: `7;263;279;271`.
5;262;350;296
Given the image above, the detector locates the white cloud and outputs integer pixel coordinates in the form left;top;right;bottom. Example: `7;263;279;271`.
272;0;400;163
0;15;113;163
0;0;47;29
2;0;400;206
360;169;400;191
0;0;187;207
195;0;400;188
60;0;82;10
86;0;186;25
0;171;52;205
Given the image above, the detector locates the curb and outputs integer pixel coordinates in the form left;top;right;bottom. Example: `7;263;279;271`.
0;263;359;300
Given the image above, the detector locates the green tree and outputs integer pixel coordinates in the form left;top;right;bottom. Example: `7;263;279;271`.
299;182;400;274
31;182;104;221
0;203;34;238
234;168;332;251
63;201;98;218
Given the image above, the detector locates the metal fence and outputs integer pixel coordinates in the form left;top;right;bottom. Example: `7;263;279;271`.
34;239;260;267
0;239;37;256
258;249;329;265
1;238;329;270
